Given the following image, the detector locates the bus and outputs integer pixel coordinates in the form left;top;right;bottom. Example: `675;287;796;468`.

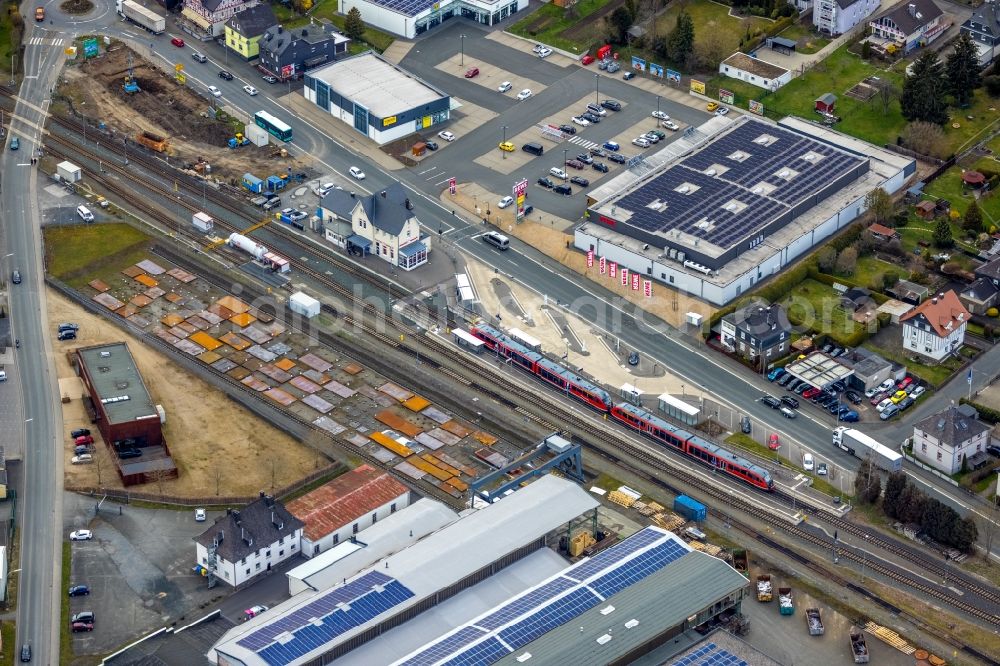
254;111;292;142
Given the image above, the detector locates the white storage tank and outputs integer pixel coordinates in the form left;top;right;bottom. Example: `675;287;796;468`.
245;123;269;147
289;292;320;318
227;233;267;260
192;211;214;233
57;161;82;183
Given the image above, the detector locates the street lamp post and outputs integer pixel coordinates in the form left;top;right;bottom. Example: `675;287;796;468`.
460;34;466;67
656;96;661;126
502;125;508;159
595;74;600;105
563;149;568;180
80;101;86;145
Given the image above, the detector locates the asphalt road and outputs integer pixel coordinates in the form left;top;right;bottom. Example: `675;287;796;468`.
6;18;69;663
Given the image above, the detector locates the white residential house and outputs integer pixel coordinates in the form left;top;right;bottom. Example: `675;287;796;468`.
913;405;991;474
285;464;410;558
194;493;304;588
899;289;969;361
814;0;881;35
718;52;792;91
962;0;1000;65
868;0;948;54
182;0;259;37
319;182;431;270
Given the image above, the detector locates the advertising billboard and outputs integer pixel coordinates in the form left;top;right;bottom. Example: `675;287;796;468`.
749;100;765;115
649;63;663;78
587;249;594;268
83;38;99;59
514;178;528;219
690;79;705;95
631;273;640;291
600;257;606;274
609;262;617;278
666;69;681;84
449;177;456;195
631;56;646;72
621;267;629;286
644;280;652;297
719;89;735;104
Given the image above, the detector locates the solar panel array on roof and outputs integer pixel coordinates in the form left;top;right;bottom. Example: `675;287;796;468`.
363;0;437;17
670;641;749;666
397;527;691;666
607;119;866;250
237;571;414;665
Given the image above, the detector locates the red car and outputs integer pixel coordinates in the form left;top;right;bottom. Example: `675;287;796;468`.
74;435;94;446
897;376;913;389
171;37;185;48
802;387;821;399
870;391;888;406
464;67;479;78
768;434;780;450
581;54;595;65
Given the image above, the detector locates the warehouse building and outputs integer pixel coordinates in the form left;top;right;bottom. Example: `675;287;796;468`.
577;115;915;306
209;475;600;665
303;51;451;145
286;464;411;558
341;0;528;39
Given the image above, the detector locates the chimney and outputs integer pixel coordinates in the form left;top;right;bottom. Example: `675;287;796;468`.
302;28;308;37
259;490;265;498
350;191;355;198
381;190;387;198
405;198;412;209
277;25;283;34
908;3;915;15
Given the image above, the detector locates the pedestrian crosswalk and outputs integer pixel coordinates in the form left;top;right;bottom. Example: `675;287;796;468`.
27;37;65;47
567;135;599;150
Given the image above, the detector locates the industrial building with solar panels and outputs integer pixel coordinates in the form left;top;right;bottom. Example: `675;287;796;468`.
576;115;916;306
208;476;751;666
340;0;527;39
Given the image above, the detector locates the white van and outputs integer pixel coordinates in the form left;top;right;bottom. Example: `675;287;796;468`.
803;453;815;471
484;231;510;250
77;205;94;222
549;167;568;180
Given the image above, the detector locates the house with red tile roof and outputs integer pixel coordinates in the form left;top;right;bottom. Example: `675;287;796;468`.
900;289;970;361
286;465;410;558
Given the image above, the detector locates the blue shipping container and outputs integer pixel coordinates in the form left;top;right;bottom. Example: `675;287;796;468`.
242;173;263;193
673;495;707;522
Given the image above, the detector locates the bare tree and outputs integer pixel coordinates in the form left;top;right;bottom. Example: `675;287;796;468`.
213;466;224;496
694;25;729;70
875;81;898;115
93;452;106;488
270;457;282;491
148;468;173;498
901;121;948;159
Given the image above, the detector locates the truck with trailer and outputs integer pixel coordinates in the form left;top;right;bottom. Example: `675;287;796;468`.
116;0;165;34
850;628;870;663
778;586;794;615
673;495;706;522
832;427;903;472
756;575;772;602
806;608;825;635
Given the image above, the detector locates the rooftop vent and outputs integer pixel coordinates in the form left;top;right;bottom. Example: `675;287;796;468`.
677;185;690;194
99;351;111;358
704;168;717;176
625;619;640;629
596;634;613;645
98;366;110;373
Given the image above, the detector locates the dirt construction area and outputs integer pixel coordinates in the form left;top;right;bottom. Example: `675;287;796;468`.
48;289;322;497
57;43;313;183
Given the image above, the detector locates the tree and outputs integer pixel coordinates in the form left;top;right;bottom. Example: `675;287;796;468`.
901;51;949;125
901;121;948;159
854;458;881;504
883;471;908;518
985;75;1000;97
946;32;983;107
835;246;858;276
817;246;836;273
344;7;365;42
865;187;893;224
213;466;224;496
877;81;898;116
933;217;954;247
964;200;984;234
667;10;695;67
609;6;634;43
694;24;730;70
897;483;926;523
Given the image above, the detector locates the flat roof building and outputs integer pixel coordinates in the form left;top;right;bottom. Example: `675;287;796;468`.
304;51;451;145
341;0;528;39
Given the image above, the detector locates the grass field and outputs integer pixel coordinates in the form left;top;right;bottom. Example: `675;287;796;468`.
863;337;964;387
781;278;866;345
654;1;771;61
509;0;619;53
0;3;20;78
775;22;830;55
925;162;1000;229
851;254;905;289
44;223;152;288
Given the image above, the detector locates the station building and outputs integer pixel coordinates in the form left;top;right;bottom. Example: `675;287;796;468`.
577;115;915;306
341;0;527;39
303;51;451;145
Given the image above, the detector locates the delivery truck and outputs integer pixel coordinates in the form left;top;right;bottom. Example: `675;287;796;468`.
117;0;165;34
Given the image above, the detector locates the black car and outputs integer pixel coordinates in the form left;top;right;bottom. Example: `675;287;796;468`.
559;124;577;135
844;390;862;404
118;448;142;459
777;373;794;387
589;147;607;157
592;162;609;173
553;184;573;195
760;396;781;409
576;153;594;164
817;395;835;407
218;70;234;80
986;444;1000;457
628;351;639;366
608;153;627;164
20;644;30;662
781;395;799;409
601;99;622;111
424;140;439;151
68;585;90;596
581;112;601;124
829;380;846;393
537;177;555;189
794;382;811;395
12;269;21;284
570;176;590;187
523;204;534;216
787;379;802;392
740;416;752;434
827;401;843;414
70;428;90;438
58;330;76;341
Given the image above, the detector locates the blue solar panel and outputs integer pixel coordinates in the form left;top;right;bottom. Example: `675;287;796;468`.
258;580;415;666
670;642;749;666
564;529;664;581
439;637;510;666
476;576;577;630
497;588;601;650
589;541;686;599
237;571;397;650
404;626;488;666
365;0;436;17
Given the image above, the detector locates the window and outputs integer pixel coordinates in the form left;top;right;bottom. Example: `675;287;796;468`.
314;544;320;555
246;568;250;575
266;550;271;558
669;275;674;283
224;571;230;579
372;512;378;523
353;523;359;534
256;562;261;570
279;536;284;545
333;534;339;545
937;452;943;461
391;503;397;513
291;543;296;550
921;442;927;453
279;550;284;557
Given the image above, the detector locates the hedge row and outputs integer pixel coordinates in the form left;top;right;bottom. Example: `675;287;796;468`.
959;398;1000;425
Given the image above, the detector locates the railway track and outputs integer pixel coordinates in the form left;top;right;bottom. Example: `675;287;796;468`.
33;98;1000;628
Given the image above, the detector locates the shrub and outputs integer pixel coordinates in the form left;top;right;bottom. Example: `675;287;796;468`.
988;307;999;317
985;75;1000;97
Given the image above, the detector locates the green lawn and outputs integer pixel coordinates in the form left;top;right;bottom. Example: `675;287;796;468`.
654;1;771;62
894;217;979;258
781;278;865;345
851;255;904;290
775;22;830;55
44;223;151;288
276;0;395;53
924;162;1000;231
863;340;965;387
0;3;20;77
509;0;618;53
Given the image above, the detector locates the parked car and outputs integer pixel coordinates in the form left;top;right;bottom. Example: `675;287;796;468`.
499;141;515;152
118;448;142;459
864;386;880;398
601;99;622;111
787;379;802;392
876;398;893;413
795;382;811;395
72;611;95;624
537;177;555;189
880;403;900;420
71;622;93;633
652;110;669;120
58;330;76;341
879;378;896;392
571;116;590;127
821;343;833;353
549;167;568;180
767;367;785;381
898;396;916;411
581;54;595;65
607;153;627;164
592;162;609;173
707;101;719;112
465;67;479;78
623;71;634;80
817;462;828;476
909;385;926;399
70;428;90;438
802;387;821;399
716;106;730;116
870;391;889;406
516;89;533;101
662;120;680;131
565;159;585;170
986;444;1000;457
781;395;799;409
777;373;794;387
844;390;862;405
498;196;514;209
349;166;365;180
570;176;590;187
68;585;90;596
261;74;277;83
559;124;577;135
581;112;601;124
803;453;815;471
553;183;572;195
841;410;860;422
768;433;780;450
642;132;660;143
537;47;552;58
740;416;752;434
628;351;640;366
576;153;594;164
74;435;94;445
438;130;456;141
827;402;843;415
890;390;908;404
424;140;438;151
632;137;650;148
195;508;206;522
498;81;513;93
71;454;93;465
897;376;914;390
603;141;620;152
760;395;781;409
590;147;607;157
244;605;269;620
9;136;18;151
70;530;92;541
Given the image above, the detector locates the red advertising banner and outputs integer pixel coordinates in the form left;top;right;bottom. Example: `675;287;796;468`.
599;257;606;274
644;280;652;297
621;268;628;286
632;273;640;291
609;262;617;278
587;250;594;268
449;177;456;195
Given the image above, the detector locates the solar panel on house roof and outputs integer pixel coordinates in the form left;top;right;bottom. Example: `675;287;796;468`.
363;0;437;17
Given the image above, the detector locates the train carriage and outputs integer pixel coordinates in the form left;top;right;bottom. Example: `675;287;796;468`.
685;434;772;490
610;403;690;449
535;357;612;411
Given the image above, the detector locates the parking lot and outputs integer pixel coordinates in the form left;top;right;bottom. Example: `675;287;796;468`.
396;22;711;221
